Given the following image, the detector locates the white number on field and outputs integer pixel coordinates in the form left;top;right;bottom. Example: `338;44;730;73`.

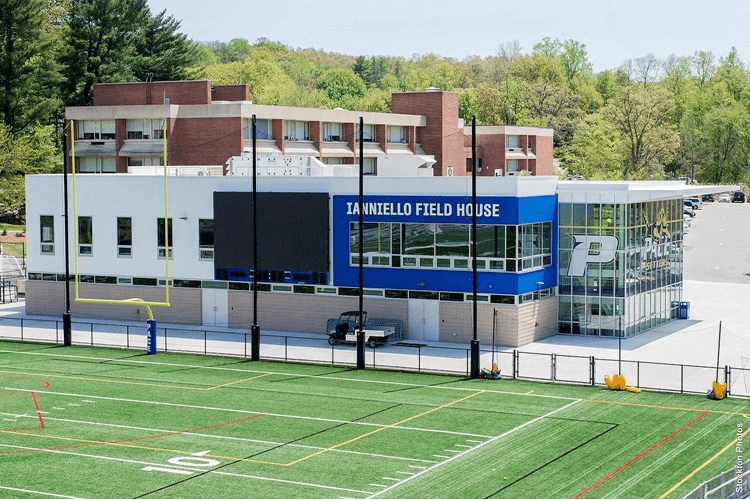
142;451;218;475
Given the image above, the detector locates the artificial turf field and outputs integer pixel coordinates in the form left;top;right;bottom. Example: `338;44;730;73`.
0;340;747;499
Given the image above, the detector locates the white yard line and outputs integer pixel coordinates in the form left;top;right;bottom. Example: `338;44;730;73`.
0;412;439;465
0;349;578;401
1;387;493;439
0;444;372;495
368;399;582;499
0;485;77;498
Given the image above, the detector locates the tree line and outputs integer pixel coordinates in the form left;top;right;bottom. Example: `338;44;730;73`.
2;1;749;219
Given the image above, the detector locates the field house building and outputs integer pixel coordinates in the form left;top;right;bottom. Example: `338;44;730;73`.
23;81;720;347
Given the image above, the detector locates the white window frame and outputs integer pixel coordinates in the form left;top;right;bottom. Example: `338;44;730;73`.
244;118;272;140
77;120;115;140
79;157;116;173
78;216;93;256
284;120;309;141
127;119;164;140
40;215;54;255
506;159;519;173
363;157;376;176
127;157;163;167
387;125;407;144
117;217;132;258
358;124;376;142
322;157;344;165
199;218;214;261
506;135;521;148
322;122;343;141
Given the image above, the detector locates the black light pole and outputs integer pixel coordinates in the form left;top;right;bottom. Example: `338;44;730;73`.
470;116;480;379
250;115;260;361
356;117;365;369
62;120;72;346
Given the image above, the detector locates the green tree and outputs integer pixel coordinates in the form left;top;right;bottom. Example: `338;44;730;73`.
560;114;623;179
560;40;592;81
697;103;750;183
0;0;62;132
62;0;150;105
316;67;366;101
204;52;293;104
602;84;680;178
131;9;201;82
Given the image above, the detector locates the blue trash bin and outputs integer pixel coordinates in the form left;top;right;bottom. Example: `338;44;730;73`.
678;301;690;320
671;301;679;319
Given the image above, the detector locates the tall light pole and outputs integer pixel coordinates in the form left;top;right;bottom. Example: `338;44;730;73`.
470;116;480;379
250;115;260;361
62;120;72;346
357;117;365;369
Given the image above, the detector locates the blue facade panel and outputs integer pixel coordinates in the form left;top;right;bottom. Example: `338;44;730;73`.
333;195;558;295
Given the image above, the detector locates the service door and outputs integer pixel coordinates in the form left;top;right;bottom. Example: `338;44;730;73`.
201;288;229;328
408;299;440;341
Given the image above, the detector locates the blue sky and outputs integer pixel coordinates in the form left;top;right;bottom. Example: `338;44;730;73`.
147;0;750;73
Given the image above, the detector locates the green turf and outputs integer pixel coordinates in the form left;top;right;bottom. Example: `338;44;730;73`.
0;340;747;499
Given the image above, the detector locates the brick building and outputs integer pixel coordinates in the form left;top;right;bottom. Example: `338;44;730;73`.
65;80;554;177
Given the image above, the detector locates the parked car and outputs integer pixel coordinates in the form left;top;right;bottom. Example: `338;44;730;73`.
701;194;714;202
686;197;702;209
719;193;731;203
733;191;746;203
684;208;695;219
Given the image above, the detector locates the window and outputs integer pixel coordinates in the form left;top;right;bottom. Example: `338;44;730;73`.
506;159;519;173
127;157;163;167
127;119;164;140
40;215;54;254
357;124;376;142
157;218;172;258
363;157;376;176
387;125;406;143
322;122;343;141
77;120;115;140
506;135;520;148
78;216;92;256
199;219;214;260
79;157;116;173
117;217;132;257
244;118;271;140
284;120;309;141
322;157;344;165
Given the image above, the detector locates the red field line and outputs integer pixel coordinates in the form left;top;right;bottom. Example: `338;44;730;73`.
574;411;709;499
31;392;45;429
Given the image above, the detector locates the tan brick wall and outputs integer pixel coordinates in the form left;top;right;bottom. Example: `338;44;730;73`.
439;297;558;347
228;291;408;334
26;281;201;324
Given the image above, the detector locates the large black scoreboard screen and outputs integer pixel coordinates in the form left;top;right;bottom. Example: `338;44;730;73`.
213;192;329;274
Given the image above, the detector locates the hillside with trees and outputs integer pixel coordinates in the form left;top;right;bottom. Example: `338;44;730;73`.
2;0;750;221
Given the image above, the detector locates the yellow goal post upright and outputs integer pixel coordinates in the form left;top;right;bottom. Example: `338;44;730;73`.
69;119;171;354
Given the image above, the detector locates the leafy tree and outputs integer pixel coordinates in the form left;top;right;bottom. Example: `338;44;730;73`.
532;37;562;58
697;103;750;183
0;0;63;132
634;53;662;85
131;9;201;82
559;114;622;179
204;52;293;104
692;50;716;87
222;38;251;63
316;67;366;101
62;0;150;105
560;40;593;81
602;84;680;178
594;70;618;103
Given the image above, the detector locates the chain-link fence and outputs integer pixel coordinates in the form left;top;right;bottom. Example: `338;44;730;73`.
683;459;748;499
0;316;747;398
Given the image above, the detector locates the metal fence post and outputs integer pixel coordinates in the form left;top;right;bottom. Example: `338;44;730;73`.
164;328;167;352
90;323;94;346
204;331;207;355
637;361;640;388
590;356;595;386
551;353;556;382
126;325;130;349
680;364;684;393
418;346;422;372
725;365;730;395
20;318;23;341
56;321;59;343
331;341;334;365
512;349;518;379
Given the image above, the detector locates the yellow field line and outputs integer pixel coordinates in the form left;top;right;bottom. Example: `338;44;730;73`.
284;390;486;467
583;397;750;417
658;417;750;498
205;373;272;390
0;429;284;466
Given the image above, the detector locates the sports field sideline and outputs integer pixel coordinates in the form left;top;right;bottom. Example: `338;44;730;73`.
0;340;748;499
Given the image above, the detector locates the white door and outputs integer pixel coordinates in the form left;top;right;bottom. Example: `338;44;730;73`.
408;299;440;341
202;288;228;327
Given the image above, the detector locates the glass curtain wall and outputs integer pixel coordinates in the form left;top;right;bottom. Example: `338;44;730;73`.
558;199;683;337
